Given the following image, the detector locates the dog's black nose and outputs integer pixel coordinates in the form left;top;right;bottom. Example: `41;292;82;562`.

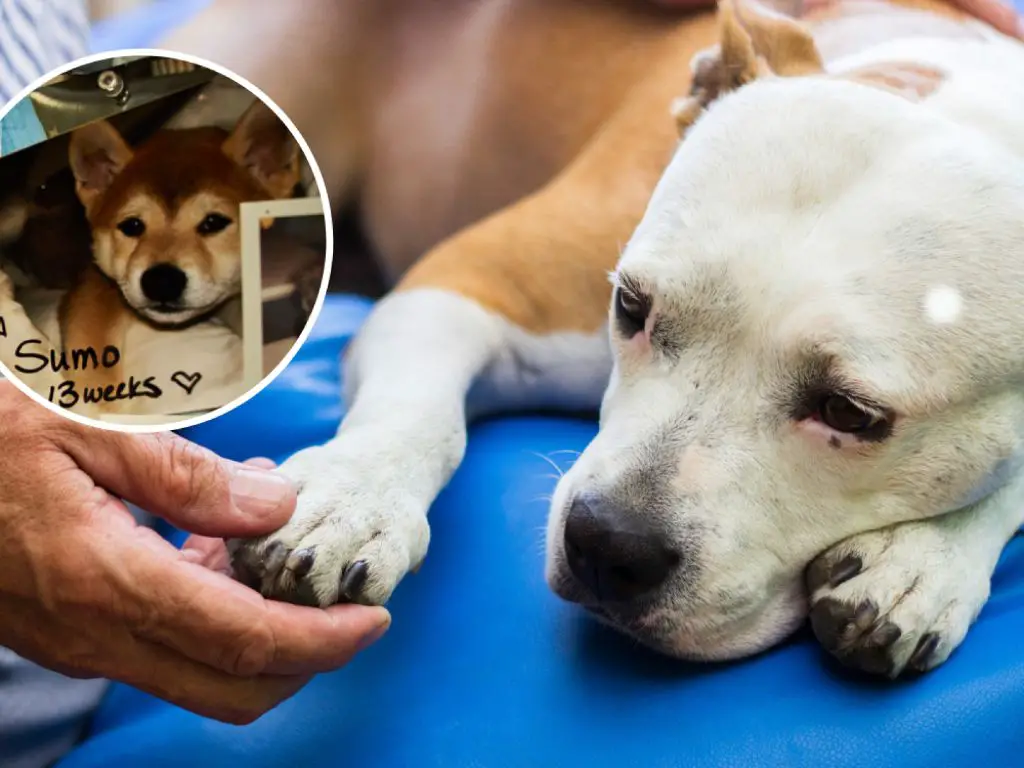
140;263;188;304
563;494;679;603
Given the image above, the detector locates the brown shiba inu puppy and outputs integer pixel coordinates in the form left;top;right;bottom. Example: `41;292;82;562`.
61;99;300;407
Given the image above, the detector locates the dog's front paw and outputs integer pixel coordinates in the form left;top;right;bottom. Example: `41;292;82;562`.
229;438;431;607
806;523;989;677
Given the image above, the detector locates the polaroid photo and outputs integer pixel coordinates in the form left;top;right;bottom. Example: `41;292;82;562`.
0;54;330;428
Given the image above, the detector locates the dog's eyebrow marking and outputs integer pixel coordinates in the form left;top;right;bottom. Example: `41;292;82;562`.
924;284;962;325
617;272;685;356
614;271;648;302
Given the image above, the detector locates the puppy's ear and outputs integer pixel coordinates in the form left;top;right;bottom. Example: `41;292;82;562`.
835;61;947;102
223;100;301;199
68;120;133;214
671;0;823;135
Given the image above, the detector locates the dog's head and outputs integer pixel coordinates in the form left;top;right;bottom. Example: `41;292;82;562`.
546;0;1024;659
68;100;300;325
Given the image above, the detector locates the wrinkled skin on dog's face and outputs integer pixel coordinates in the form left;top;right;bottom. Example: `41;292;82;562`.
545;71;1024;659
68;101;299;326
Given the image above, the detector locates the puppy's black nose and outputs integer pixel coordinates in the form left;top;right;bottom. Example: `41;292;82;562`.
140;263;188;304
563;494;679;603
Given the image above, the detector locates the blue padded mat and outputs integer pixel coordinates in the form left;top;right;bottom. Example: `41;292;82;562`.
56;295;1024;768
66;3;1024;766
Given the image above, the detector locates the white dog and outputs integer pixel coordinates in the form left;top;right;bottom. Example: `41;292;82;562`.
211;0;1024;678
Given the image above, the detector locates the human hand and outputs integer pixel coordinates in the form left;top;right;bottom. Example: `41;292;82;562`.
0;382;390;724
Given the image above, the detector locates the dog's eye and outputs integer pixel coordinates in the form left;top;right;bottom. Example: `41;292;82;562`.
197;213;233;236
116;217;145;237
614;287;650;337
819;394;889;436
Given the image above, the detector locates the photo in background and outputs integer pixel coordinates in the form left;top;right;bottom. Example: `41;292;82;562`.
0;54;330;428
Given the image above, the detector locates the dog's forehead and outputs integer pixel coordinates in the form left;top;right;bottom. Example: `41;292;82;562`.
92;128;265;226
653;79;927;217
618;77;1024;410
625;76;1022;299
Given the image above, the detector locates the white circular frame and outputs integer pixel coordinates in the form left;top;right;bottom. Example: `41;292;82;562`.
0;47;336;434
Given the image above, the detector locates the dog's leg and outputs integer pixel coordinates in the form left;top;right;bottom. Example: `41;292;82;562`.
806;477;1024;677
231;284;611;607
228;50;693;606
58;267;129;406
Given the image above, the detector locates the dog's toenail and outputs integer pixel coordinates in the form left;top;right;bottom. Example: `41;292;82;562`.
232;560;261;590
868;621;901;648
853;600;878;629
910;633;940;670
855;648;895;677
829;555;862;588
340;560;370;599
263;542;287;574
291;548;316;578
809;598;847;651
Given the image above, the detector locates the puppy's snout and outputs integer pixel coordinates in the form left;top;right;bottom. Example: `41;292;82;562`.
563;494;680;603
140;263;188;304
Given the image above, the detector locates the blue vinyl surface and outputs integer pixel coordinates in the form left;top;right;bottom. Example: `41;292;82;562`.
67;3;1024;765
56;295;1024;768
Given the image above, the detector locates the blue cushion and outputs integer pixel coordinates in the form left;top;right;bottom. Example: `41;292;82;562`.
70;4;1024;766
54;294;1024;768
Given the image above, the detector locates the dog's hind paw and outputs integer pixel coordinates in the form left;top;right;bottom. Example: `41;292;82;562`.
228;435;431;607
805;521;989;677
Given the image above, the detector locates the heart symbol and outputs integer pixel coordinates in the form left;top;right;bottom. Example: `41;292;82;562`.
171;371;202;395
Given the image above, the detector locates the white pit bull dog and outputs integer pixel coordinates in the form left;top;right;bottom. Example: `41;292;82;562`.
166;0;1024;677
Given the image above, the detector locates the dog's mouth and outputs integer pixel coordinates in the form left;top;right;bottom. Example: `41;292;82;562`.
549;567;656;630
548;555;809;661
136;300;222;327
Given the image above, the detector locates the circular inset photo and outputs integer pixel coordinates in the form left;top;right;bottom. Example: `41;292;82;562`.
0;51;332;430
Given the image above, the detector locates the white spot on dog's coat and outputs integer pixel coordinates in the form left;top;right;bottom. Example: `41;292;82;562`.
925;285;961;325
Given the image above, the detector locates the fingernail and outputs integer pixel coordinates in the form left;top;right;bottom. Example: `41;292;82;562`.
356;614;391;653
227;462;296;518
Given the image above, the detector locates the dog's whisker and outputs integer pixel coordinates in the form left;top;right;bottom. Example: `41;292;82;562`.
530;451;566;478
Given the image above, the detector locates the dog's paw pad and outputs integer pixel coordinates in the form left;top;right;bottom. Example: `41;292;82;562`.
806;525;988;678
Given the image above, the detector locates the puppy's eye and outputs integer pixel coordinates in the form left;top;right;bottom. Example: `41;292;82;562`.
819;394;890;437
197;213;232;236
614;287;650;337
116;217;145;237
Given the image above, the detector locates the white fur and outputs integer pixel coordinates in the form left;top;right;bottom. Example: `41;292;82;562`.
808;467;1024;675
233;32;1024;675
234;288;610;605
545;34;1024;664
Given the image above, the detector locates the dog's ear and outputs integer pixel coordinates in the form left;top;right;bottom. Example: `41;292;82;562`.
671;0;823;135
68;120;133;214
834;61;947;102
223;100;301;199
